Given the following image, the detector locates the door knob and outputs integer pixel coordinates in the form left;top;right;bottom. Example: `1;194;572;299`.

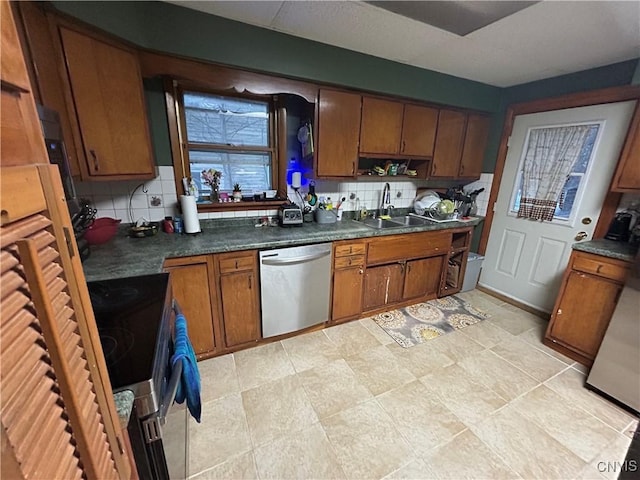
574;231;588;241
581;217;592;225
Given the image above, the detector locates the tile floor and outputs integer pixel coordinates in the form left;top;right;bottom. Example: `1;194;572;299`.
188;290;638;480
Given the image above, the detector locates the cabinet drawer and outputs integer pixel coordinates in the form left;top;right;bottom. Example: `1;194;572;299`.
572;254;629;283
367;231;450;265
335;243;366;257
218;253;255;273
334;255;365;269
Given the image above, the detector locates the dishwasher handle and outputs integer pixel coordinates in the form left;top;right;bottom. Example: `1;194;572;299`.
261;249;330;266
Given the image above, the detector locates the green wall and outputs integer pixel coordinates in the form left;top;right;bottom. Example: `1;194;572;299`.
52;1;639;173
481;60;638;172
53;1;501;112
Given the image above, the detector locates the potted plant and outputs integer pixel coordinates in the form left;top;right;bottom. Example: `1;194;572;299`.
232;183;242;202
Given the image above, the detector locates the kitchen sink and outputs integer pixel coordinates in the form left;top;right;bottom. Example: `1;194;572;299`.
359;217;405;229
358;215;434;229
389;215;433;226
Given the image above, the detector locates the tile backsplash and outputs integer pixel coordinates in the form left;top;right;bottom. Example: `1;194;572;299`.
75;166;495;223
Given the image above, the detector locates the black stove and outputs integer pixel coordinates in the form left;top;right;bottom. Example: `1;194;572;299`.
88;273;172;416
88;272;187;480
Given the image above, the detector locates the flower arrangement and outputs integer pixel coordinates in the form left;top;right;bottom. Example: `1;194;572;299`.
201;168;222;187
201;168;222;202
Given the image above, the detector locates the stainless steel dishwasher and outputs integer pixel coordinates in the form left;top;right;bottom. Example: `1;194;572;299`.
259;242;332;338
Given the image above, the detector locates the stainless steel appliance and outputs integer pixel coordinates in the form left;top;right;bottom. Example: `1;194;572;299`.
88;273;188;480
605;212;633;242
259;243;332;337
587;255;640;415
278;203;303;226
37;104;80;217
37;104;93;260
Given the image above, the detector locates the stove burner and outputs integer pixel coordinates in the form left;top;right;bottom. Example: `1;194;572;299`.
98;327;135;366
89;285;140;310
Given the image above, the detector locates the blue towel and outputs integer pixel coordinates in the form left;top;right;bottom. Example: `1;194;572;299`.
171;314;201;423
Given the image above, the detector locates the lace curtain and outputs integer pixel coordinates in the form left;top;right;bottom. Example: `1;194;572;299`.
518;125;591;221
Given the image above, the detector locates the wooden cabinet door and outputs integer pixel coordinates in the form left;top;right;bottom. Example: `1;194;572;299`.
164;258;219;356
316;89;361;177
359;97;403;155
0;1;47;168
332;266;364;322
1;0;30;91
459;114;490;179
403;256;445;300
15;2;83;176
611;103;640;192
548;271;622;361
59;27;154;178
363;264;403;311
219;270;261;348
432;110;466;178
401;104;438;157
2;165;129;480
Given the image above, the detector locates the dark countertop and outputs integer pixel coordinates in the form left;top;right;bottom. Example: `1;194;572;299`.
572;239;638;263
113;390;134;429
83;216;483;282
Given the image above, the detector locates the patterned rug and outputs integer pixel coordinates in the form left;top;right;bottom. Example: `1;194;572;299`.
372;295;490;348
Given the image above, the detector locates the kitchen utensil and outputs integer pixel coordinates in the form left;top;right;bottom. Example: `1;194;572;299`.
129;223;159;238
84;217;121;245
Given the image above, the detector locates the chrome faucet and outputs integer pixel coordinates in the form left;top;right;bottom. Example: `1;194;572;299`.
380;182;393;216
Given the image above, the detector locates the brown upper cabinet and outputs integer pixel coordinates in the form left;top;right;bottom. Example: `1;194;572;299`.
315;89;362;177
15;2;156;180
432;110;489;180
359;96;438;158
611;102;640;192
14;1;83;176
459;113;491;179
59;26;155;179
359;97;403;155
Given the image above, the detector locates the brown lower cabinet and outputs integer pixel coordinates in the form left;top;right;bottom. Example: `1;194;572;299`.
163;250;261;359
363;264;404;311
544;250;630;366
216;251;261;348
163;255;219;357
403;256;446;300
331;241;366;323
165;229;472;356
332;229;469;321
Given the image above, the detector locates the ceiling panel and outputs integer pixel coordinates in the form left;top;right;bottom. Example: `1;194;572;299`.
162;1;640;87
271;0;452;64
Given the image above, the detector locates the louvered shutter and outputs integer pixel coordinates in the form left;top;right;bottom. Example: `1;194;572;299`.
1;166;121;479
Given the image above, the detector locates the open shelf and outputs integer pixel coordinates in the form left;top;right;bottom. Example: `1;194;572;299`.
357;157;431;179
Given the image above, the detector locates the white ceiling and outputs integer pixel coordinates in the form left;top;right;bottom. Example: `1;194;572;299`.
166;0;640;88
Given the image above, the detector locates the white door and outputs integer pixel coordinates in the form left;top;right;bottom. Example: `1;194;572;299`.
480;101;635;313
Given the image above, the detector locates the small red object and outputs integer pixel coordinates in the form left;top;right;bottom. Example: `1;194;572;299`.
84;217;121;245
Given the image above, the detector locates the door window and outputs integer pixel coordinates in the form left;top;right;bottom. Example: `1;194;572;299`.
510;122;601;223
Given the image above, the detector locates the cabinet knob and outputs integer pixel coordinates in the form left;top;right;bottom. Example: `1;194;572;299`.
557;309;562;315
358;268;363;275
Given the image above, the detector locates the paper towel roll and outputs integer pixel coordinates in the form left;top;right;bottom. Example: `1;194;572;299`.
180;195;201;234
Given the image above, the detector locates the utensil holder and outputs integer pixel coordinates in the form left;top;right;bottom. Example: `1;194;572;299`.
315;209;337;224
